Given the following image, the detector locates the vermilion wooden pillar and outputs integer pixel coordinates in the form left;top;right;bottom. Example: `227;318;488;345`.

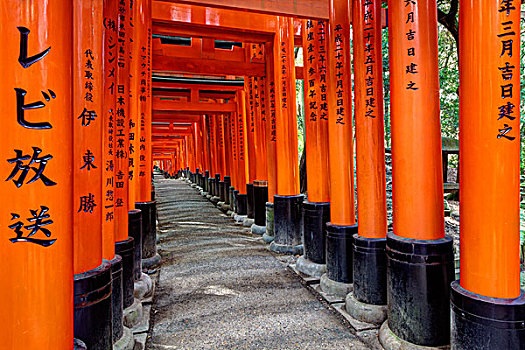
264;41;278;242
234;90;249;216
450;3;525;348
126;0;144;288
72;1;113;347
0;1;74;347
229;109;239;208
322;0;356;296
270;16;303;255
208;114;218;196
297;19;331;277
245;77;257;219
382;0;453;346
114;0;136;312
202;114;211;193
135;0;158;276
345;0;388;324
222;113;233;206
216;115;226;201
251;74;270;231
102;0;126;343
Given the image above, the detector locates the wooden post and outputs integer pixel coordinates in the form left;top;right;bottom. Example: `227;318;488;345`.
322;0;356;295
346;0;388;322
0;1;74;346
297;18;331;277
382;0;453;346
450;2;525;348
270;16;303;255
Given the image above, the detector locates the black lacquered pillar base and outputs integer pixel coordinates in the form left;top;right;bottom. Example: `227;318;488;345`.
219;181;226;202
230;187;236;212
451;281;525;350
135;201;158;268
74;260;113;350
270;194;304;255
345;235;388;325
115;237;135;309
303;201;330;264
235;192;247;216
203;170;210;192
214;173;221;197
352;235;386;305
253;182;268;227
223;177;232;205
128;209;142;281
209;178;215;196
109;255;123;343
385;232;453;347
246;183;255;219
321;224;356;297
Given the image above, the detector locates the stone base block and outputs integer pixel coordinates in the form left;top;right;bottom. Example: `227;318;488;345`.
206;194;212;200
210;196;220;204
134;272;153;300
262;232;274;243
113;327;135;350
243;217;254;227
320;273;353;299
74;339;87;350
269;241;303;255
251;224;266;235
379;321;449;350
142;252;161;270
296;255;326;278
345;291;387;325
123;298;144;329
227;210;234;216
220;203;232;212
234;214;247;223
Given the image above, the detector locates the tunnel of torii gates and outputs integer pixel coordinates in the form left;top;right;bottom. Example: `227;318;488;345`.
0;0;523;349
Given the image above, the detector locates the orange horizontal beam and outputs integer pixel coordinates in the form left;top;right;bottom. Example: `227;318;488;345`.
153;114;203;123
153;54;266;76
152;2;278;37
153;98;236;112
157;0;329;20
153;81;243;91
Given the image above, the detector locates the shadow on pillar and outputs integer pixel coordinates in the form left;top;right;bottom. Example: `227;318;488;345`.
380;232;453;348
296;201;330;278
345;235;387;325
450;282;525;349
109;255;123;342
235;191;247;216
270;194;304;255
320;224;356;298
223;176;231;205
251;181;268;235
115;237;135;309
246;183;255;219
74;260;112;350
128;209;142;281
136;201;160;270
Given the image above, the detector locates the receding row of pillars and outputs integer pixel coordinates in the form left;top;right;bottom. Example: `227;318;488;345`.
173;0;524;349
1;0;158;349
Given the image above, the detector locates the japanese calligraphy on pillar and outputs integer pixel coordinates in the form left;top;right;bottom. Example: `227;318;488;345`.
496;0;519;141
114;0;130;217
403;0;419;91
103;3;117;223
332;19;347;125
269;80;277;142
6;27;58;247
361;0;380;119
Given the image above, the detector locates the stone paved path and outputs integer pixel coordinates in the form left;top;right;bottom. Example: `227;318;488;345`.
146;175;374;350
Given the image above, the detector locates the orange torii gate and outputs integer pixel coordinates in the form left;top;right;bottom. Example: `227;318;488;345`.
2;0;524;348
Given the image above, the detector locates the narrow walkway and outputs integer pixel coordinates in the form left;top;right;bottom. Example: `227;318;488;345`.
147;176;372;349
